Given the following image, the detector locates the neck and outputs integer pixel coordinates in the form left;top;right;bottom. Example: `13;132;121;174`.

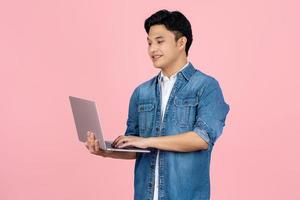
161;57;188;78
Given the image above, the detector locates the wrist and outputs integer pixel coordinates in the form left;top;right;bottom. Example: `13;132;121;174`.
147;137;157;148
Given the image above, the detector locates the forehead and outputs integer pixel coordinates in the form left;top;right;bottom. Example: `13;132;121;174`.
147;25;174;40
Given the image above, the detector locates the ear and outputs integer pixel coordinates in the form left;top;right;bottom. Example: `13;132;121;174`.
177;36;187;51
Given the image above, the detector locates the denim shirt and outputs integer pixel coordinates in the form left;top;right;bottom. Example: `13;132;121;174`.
124;62;230;200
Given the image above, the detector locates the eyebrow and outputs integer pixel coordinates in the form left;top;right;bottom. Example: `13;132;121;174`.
147;36;164;41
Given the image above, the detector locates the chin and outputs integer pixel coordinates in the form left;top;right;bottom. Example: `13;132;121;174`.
153;64;163;69
152;61;165;69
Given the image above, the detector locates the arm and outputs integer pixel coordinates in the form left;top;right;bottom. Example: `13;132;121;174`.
93;150;137;160
192;78;230;149
114;78;230;152
112;131;208;152
147;131;208;152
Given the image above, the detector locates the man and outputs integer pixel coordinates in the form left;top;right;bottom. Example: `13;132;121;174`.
86;9;230;200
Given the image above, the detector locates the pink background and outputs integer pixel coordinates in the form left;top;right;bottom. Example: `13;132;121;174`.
1;0;299;199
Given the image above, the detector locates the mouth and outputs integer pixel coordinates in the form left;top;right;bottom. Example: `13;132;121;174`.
152;55;163;61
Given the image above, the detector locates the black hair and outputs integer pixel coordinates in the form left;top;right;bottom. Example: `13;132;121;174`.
144;9;193;56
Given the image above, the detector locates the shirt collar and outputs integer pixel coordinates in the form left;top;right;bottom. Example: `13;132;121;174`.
159;62;190;83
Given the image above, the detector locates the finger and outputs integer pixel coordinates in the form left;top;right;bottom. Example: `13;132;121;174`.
87;139;95;153
115;138;126;147
112;135;124;146
115;138;131;147
88;131;95;141
87;131;93;144
88;144;94;153
112;135;123;145
85;142;89;149
87;132;96;146
86;142;94;153
94;139;100;152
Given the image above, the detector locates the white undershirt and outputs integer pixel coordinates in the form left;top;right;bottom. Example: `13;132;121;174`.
153;62;189;200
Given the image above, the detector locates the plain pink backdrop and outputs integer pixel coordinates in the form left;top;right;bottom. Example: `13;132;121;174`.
1;0;299;199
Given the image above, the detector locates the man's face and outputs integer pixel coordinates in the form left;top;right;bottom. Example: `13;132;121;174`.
147;25;183;69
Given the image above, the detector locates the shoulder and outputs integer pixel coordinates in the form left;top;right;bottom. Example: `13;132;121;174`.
133;75;157;93
130;75;158;99
192;68;221;90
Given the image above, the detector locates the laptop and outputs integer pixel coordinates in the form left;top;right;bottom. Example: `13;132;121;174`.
69;96;150;153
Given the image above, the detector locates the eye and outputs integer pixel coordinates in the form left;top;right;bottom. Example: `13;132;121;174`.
157;41;164;44
147;43;152;46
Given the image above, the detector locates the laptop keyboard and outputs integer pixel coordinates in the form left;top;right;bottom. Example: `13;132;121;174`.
105;141;131;149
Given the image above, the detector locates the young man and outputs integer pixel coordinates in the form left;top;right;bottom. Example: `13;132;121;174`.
86;9;230;200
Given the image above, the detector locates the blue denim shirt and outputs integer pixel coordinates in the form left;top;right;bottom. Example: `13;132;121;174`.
124;62;230;200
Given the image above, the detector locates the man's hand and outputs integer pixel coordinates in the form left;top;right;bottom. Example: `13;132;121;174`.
112;135;150;149
84;131;137;159
85;131;112;157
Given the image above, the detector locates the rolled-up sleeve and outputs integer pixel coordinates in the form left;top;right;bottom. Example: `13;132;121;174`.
193;78;230;149
124;87;140;136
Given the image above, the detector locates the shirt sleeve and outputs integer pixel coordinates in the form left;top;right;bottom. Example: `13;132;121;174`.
124;87;140;136
193;78;230;150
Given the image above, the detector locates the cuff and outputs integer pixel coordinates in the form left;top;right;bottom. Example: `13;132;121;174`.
193;127;212;151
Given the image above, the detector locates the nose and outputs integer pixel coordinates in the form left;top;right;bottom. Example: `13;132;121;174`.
148;43;158;54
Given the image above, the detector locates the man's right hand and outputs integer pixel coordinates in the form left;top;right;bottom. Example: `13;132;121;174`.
85;131;112;157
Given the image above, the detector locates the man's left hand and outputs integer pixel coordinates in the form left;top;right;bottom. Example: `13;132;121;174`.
112;135;151;149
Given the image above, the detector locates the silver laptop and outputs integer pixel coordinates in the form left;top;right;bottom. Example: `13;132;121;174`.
69;96;150;153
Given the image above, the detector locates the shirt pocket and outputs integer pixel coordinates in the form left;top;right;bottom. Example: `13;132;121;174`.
174;96;198;128
137;102;155;132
